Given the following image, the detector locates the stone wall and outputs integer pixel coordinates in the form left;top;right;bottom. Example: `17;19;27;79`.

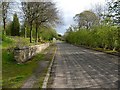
14;43;50;63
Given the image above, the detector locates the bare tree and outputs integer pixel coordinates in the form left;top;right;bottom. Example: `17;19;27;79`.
90;3;104;24
90;2;111;25
2;2;9;35
108;0;120;25
21;1;60;43
21;2;36;43
34;2;59;42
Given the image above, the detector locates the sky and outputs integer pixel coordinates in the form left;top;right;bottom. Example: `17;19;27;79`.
53;0;106;35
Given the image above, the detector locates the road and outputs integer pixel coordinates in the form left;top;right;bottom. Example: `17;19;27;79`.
49;42;119;88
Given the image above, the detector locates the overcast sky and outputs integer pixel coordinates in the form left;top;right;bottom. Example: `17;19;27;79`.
53;0;106;35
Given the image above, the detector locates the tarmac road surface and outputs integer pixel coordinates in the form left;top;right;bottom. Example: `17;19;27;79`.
49;42;119;88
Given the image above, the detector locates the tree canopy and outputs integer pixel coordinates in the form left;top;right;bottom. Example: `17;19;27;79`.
11;13;20;36
65;0;120;52
108;0;120;25
21;2;60;43
74;10;99;29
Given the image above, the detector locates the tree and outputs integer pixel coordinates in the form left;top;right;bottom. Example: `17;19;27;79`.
20;22;27;38
108;0;120;25
22;2;60;43
21;2;36;43
11;13;20;36
74;10;99;29
90;3;108;24
91;3;103;19
39;27;57;41
33;2;59;43
108;0;120;51
2;2;9;35
6;21;12;36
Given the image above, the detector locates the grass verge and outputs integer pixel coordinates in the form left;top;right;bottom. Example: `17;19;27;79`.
74;44;119;56
1;36;42;49
2;44;56;88
32;44;56;88
2;48;44;88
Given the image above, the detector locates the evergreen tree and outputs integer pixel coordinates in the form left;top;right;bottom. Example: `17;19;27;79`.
11;13;20;36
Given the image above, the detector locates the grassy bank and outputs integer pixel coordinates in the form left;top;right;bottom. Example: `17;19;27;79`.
2;49;44;88
2;44;56;88
1;36;42;88
1;36;36;49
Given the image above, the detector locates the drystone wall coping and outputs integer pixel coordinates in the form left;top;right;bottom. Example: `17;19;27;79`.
14;43;50;64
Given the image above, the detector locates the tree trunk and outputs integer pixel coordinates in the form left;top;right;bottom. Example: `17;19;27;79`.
38;29;40;39
104;44;107;50
30;23;32;43
35;23;38;43
3;18;6;35
24;26;26;38
113;47;116;51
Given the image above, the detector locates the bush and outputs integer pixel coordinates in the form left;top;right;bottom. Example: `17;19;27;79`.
65;25;119;51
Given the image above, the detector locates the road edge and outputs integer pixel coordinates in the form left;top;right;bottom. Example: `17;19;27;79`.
70;43;120;57
42;46;57;88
